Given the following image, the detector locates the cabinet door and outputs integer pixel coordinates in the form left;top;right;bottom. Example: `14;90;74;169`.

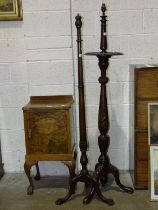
26;110;71;155
134;67;158;189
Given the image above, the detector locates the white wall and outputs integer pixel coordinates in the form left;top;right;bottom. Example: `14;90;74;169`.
0;0;74;174
0;0;158;174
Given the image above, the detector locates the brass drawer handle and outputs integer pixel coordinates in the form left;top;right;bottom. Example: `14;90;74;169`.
28;129;32;139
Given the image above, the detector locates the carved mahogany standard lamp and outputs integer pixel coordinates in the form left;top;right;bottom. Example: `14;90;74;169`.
85;3;134;196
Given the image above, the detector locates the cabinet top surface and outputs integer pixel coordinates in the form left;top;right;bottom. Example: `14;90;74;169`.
23;95;73;110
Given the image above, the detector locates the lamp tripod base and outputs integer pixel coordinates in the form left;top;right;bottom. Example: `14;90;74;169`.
55;172;114;206
95;160;134;194
55;157;133;206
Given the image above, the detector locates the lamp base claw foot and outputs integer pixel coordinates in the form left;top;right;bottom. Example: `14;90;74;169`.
55;198;66;205
27;185;33;195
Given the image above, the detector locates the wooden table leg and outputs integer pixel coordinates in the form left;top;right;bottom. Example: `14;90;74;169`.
24;160;37;195
55;152;77;205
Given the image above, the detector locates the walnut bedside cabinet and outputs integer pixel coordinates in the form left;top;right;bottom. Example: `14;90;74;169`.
22;95;76;195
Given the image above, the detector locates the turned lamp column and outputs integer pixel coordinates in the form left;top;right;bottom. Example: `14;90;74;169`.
86;4;115;174
75;15;89;176
97;4;110;176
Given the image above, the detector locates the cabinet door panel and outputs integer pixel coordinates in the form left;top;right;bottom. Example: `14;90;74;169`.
136;161;148;187
135;132;148;143
136;102;148;129
136;141;148;160
137;69;158;98
27;110;70;155
135;132;148;161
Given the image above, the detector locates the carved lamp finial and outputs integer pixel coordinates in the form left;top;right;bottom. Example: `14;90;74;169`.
75;14;82;28
100;3;107;52
101;3;106;16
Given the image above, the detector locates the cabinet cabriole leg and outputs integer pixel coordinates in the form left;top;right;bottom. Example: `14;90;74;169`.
24;161;36;195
